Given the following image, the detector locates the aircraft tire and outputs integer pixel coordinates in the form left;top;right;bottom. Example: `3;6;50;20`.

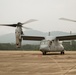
62;51;64;54
42;51;46;55
61;51;64;55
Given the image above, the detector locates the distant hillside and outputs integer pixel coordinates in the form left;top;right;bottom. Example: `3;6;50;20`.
0;33;15;43
49;31;73;36
0;29;75;44
0;29;46;44
23;29;47;36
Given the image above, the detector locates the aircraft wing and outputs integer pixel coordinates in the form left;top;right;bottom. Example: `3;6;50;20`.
21;35;45;41
56;35;76;41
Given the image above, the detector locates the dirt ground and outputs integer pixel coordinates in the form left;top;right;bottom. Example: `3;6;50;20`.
0;51;76;75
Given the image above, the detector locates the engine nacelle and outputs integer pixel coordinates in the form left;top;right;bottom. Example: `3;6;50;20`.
16;33;22;48
15;27;22;48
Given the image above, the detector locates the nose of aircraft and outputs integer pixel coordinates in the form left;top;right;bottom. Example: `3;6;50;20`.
40;45;50;51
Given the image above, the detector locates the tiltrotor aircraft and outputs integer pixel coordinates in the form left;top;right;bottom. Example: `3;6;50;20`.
0;18;76;55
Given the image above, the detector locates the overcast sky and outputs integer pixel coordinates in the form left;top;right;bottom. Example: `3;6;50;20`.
0;0;76;35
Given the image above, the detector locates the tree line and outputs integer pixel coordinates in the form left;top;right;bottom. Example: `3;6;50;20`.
0;41;76;51
0;43;39;51
63;41;76;51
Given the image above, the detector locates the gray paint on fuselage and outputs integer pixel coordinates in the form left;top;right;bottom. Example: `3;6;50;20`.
40;39;64;52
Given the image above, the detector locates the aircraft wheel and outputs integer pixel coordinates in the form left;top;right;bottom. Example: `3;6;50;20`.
42;51;46;55
63;51;64;54
61;51;64;55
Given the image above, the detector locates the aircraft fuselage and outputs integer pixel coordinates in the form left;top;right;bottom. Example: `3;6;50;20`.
40;40;64;55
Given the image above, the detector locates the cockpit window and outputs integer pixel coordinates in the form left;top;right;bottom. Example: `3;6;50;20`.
41;40;49;45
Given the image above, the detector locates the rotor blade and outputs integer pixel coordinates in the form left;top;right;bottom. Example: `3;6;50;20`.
22;19;38;25
0;24;17;27
22;26;32;29
59;18;76;22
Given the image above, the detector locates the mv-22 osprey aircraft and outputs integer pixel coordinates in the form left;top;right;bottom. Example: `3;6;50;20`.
0;18;76;55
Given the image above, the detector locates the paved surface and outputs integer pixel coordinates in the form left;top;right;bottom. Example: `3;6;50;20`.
0;51;76;75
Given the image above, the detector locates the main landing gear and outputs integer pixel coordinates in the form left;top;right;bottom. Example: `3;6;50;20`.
42;51;47;55
61;51;65;55
42;51;65;55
